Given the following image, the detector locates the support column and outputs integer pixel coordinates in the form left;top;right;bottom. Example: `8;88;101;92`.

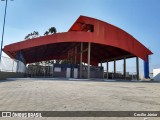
136;57;139;80
144;55;149;79
80;43;83;78
74;46;77;64
16;51;21;73
123;57;126;79
88;42;91;79
106;61;108;79
67;51;70;63
70;49;73;64
101;62;104;78
114;59;116;79
100;62;102;67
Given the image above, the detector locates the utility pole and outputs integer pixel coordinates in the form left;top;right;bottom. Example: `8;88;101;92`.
0;0;13;61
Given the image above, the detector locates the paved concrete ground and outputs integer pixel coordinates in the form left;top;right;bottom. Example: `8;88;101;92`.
0;78;159;120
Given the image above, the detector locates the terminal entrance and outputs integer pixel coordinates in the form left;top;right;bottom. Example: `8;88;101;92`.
27;64;104;79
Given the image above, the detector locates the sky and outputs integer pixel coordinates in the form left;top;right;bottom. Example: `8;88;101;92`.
0;0;160;76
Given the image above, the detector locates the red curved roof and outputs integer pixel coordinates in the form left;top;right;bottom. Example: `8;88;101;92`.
3;15;152;66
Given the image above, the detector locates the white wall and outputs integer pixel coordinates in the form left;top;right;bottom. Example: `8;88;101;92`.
0;56;26;73
153;68;160;81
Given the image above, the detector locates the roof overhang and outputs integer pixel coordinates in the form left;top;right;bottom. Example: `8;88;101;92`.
3;15;153;65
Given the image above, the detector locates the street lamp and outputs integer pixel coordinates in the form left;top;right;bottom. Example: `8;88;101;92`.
0;0;13;61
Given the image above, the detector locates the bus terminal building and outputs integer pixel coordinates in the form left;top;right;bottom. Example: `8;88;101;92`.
3;16;152;79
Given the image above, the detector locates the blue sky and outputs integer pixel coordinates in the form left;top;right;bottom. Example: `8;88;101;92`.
0;0;159;75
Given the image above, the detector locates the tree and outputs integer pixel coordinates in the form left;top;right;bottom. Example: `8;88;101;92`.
44;27;57;36
44;31;49;36
61;60;70;64
33;31;39;37
49;27;57;34
24;31;39;40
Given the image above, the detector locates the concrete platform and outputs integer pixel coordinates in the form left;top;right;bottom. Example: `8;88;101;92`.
0;78;160;120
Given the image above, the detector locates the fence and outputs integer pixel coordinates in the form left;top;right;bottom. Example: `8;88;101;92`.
0;56;26;73
103;70;139;80
27;64;104;78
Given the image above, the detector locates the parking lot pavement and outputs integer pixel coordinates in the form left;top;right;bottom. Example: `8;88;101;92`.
0;79;160;120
